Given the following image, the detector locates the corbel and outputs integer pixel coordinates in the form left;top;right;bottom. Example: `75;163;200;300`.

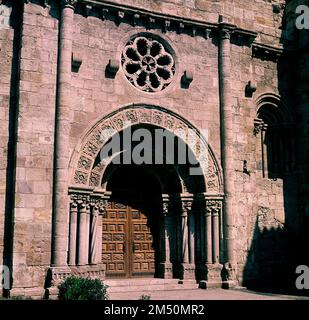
162;19;171;33
85;4;92;16
132;13;140;27
106;59;119;78
181;70;194;88
71;48;83;72
101;8;109;20
245;81;257;98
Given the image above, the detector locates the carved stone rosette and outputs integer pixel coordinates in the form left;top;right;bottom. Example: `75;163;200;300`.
122;35;175;92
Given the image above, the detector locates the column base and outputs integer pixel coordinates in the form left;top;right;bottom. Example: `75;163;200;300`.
158;262;173;279
198;263;238;289
179;263;195;280
221;262;237;289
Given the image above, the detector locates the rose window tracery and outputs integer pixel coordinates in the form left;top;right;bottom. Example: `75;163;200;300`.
121;36;175;92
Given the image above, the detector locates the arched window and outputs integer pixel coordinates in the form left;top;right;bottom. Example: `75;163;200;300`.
254;94;295;179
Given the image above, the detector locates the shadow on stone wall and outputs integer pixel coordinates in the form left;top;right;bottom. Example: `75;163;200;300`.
243;217;300;295
243;2;309;296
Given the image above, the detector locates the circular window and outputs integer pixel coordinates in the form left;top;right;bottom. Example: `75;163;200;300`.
121;35;175;93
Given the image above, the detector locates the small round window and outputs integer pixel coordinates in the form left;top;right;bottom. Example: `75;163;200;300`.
121;35;175;93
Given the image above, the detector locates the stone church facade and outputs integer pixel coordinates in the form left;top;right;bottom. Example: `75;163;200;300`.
0;0;308;298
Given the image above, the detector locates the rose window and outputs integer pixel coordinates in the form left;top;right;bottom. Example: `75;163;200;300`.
122;36;175;92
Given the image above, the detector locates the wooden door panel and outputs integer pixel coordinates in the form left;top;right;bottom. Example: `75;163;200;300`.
131;208;155;276
102;204;128;277
103;202;155;278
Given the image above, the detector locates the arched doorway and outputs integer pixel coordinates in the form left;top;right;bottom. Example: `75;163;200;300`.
103;165;162;278
66;104;224;283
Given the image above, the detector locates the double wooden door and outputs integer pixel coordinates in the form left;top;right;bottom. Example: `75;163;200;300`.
102;202;155;278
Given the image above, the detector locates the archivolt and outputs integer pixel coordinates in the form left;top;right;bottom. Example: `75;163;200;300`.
69;104;223;195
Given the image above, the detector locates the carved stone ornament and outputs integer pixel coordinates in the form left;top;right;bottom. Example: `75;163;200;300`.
71;105;222;195
61;0;78;9
121;36;175;92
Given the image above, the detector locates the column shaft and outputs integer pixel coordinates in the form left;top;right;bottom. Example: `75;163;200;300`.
164;214;171;263
219;23;235;266
51;2;75;266
212;209;220;263
68;202;78;265
77;203;89;266
90;207;99;264
95;213;103;264
188;212;195;264
181;212;189;264
205;208;212;264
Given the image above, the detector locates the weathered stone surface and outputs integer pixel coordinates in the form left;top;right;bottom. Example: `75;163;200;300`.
0;0;306;297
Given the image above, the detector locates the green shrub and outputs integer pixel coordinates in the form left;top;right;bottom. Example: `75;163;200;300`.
58;276;108;300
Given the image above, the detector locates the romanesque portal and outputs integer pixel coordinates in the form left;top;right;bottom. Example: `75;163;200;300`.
65;105;225;282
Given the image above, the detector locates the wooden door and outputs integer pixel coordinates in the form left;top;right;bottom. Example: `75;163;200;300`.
102;202;155;278
131;207;155;277
102;202;128;278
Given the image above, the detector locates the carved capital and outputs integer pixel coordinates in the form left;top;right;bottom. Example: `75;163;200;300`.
61;0;78;9
205;207;212;217
220;28;232;40
253;118;266;136
90;197;108;215
162;202;169;215
206;199;222;212
182;200;193;213
80;202;90;212
70;201;78;210
70;193;90;205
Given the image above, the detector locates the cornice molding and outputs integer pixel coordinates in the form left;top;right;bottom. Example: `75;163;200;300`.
50;0;257;45
24;0;288;60
252;42;284;62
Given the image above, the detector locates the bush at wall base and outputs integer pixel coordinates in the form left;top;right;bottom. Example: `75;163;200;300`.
58;276;109;300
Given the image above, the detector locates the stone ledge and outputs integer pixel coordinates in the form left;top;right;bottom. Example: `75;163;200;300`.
46;264;106;288
9;287;46;299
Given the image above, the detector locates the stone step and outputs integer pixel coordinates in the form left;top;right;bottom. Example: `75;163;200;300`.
105;278;199;293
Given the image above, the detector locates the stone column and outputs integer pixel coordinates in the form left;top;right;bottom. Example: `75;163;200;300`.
261;127;268;178
89;205;99;264
95;210;103;264
179;196;195;280
188;210;195;264
181;208;189;264
77;201;90;266
68;201;78;266
159;195;173;278
218;19;236;272
205;207;213;264
51;0;76;267
212;207;220;263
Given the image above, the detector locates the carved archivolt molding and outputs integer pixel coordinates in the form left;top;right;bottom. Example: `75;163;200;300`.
121;36;175;92
70;105;223;194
